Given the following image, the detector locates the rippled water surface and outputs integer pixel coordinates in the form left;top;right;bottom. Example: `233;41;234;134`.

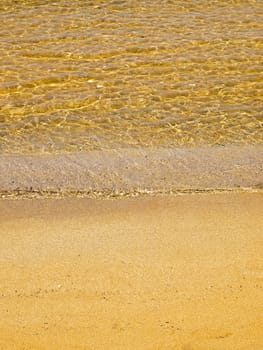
0;0;262;153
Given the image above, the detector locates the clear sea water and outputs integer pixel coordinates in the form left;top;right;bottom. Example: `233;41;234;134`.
0;0;262;154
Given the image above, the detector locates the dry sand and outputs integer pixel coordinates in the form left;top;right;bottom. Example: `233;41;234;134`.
0;193;262;349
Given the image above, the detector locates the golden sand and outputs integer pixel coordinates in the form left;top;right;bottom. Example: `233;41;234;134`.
0;193;262;349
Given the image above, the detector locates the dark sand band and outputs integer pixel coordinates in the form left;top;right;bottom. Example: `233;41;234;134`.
0;145;262;199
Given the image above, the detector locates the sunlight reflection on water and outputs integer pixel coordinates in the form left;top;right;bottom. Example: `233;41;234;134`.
0;0;262;153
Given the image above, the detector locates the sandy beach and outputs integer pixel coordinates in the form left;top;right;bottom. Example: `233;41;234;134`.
0;192;262;349
1;1;263;349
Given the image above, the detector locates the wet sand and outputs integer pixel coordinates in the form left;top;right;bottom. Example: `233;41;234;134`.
0;193;262;349
1;145;263;199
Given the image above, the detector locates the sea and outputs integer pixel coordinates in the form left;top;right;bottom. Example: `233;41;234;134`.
0;0;262;154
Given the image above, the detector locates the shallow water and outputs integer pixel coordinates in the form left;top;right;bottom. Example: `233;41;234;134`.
0;0;262;154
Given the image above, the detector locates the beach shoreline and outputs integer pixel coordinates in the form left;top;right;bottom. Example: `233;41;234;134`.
0;145;262;199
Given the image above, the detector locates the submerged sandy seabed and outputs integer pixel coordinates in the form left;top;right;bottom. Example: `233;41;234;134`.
0;193;262;350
